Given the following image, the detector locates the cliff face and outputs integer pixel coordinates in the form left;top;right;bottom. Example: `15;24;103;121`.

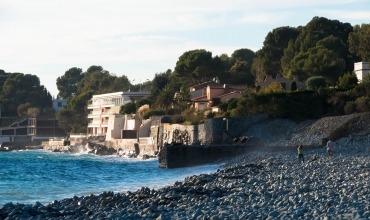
243;113;370;147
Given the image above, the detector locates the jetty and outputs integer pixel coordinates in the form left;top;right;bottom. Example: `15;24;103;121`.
158;137;263;168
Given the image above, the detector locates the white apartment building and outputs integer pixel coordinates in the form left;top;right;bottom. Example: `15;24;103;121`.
354;62;370;82
87;91;150;136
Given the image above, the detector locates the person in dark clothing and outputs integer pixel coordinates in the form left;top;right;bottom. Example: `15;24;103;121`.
297;145;304;163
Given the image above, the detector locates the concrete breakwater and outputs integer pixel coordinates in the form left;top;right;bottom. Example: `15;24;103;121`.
158;144;247;168
158;141;263;168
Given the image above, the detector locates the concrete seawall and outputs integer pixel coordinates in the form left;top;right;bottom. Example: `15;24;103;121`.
158;144;256;168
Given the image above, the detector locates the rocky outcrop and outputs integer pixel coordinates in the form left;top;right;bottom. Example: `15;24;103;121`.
243;113;365;147
87;143;117;156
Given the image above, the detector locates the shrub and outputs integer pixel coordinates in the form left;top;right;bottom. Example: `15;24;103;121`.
170;115;185;124
227;98;238;111
206;111;215;119
336;72;358;89
183;121;193;125
306;76;326;90
263;82;284;93
255;85;261;92
355;96;370;112
344;101;357;114
137;104;150;118
27;107;40;117
218;102;228;112
143;109;165;119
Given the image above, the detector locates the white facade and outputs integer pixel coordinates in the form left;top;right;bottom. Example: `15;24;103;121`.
106;115;125;140
52;99;67;112
87;91;150;136
354;62;370;82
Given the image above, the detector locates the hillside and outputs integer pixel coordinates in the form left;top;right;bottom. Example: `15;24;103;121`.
242;112;370;148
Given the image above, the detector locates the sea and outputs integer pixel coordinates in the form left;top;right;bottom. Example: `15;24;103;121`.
0;150;219;206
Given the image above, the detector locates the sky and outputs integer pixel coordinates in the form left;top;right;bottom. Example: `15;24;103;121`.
0;0;369;98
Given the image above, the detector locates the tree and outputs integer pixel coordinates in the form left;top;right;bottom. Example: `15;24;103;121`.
281;17;354;82
306;76;326;90
156;85;175;115
112;75;130;92
302;45;346;85
349;24;370;62
296;17;353;52
252;26;300;77
56;109;74;133
119;102;137;114
56;67;83;99
281;40;297;78
150;70;171;98
76;66;127;95
0;73;52;116
336;72;358;89
60;90;94;132
78;70;112;94
135;98;152;109
251;57;266;83
316;35;353;74
174;49;217;84
231;48;256;64
174;86;191;111
228;60;255;86
362;73;370;83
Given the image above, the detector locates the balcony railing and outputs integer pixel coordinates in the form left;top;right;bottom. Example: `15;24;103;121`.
88;122;101;126
88;100;131;108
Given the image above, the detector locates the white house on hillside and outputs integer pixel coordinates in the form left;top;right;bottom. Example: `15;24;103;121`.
87;91;150;136
52;99;67;112
354;62;370;82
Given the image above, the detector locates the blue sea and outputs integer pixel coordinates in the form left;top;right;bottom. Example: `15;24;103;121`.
0;150;219;206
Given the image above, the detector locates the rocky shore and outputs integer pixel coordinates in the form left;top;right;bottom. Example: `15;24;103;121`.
1;135;370;219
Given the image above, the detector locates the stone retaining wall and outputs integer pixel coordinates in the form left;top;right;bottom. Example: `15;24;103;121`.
152;114;268;148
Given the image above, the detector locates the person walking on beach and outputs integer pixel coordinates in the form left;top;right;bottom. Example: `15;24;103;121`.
297;145;304;163
326;139;335;159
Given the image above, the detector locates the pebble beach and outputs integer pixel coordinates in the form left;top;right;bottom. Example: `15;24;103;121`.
1;136;370;220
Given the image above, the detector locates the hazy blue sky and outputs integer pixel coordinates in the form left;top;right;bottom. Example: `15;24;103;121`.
1;0;369;97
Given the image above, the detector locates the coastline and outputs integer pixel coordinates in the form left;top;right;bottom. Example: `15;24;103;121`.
1;137;370;219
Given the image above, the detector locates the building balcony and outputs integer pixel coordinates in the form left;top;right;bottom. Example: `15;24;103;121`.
88;122;101;127
87;113;101;118
87;109;115;118
87;100;131;109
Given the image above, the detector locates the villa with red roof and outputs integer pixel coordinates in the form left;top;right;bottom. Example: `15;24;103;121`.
189;80;245;111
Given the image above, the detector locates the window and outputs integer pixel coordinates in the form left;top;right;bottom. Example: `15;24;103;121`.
57;102;63;107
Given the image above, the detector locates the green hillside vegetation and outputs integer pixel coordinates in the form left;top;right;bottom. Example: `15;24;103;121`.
1;17;370;132
0;70;53;117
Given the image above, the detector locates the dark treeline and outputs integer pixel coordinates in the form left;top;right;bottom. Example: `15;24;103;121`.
0;70;53;117
1;16;369;132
